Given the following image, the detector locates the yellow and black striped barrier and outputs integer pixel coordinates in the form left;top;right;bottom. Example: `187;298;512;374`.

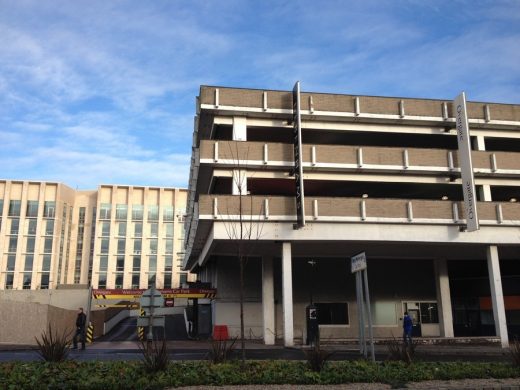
137;309;145;340
86;323;94;344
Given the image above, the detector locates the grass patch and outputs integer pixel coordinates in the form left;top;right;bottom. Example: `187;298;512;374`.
0;360;519;389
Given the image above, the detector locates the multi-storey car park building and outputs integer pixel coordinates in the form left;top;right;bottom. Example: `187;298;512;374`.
184;85;520;348
0;180;190;291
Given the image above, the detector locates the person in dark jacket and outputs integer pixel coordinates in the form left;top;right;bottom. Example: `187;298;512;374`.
72;307;87;350
403;311;413;346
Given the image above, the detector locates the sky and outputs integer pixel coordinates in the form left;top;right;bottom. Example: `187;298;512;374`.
1;0;519;190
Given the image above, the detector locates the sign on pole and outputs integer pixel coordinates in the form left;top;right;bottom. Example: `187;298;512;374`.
454;92;479;232
292;81;305;229
350;251;374;362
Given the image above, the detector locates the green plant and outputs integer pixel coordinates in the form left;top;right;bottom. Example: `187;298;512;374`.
304;340;334;372
138;338;170;373
207;337;237;364
386;336;416;364
35;323;71;362
511;337;520;367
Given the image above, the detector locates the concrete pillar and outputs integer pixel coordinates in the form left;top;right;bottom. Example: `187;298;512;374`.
262;256;275;345
231;170;247;195
486;245;509;348
281;242;294;347
479;185;492;202
473;135;486;151
232;116;247;141
434;259;454;337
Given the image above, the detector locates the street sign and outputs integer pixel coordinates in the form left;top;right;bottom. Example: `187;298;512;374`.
140;287;164;309
137;316;165;327
292;81;306;229
351;252;367;273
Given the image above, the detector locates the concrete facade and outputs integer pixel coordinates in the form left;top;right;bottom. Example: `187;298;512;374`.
0;181;194;290
184;85;520;347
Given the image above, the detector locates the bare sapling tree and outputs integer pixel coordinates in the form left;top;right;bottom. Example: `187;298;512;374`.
219;140;265;363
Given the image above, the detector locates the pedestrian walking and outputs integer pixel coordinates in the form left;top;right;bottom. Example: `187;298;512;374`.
403;311;413;346
72;307;87;350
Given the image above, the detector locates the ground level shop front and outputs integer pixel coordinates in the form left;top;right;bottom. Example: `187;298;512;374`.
196;238;519;348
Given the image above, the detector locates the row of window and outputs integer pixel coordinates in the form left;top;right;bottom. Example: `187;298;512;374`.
0;200;56;218
3;218;55;236
4;237;53;254
99;238;175;255
97;272;187;289
4;272;50;289
99;221;175;238
99;204;180;222
98;254;179;272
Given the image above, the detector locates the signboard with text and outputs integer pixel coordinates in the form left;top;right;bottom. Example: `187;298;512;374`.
292;81;306;229
351;252;367;273
92;288;217;300
454;92;479;232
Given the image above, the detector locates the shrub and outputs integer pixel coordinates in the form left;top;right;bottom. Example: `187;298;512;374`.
304;340;334;372
138;338;170;373
207;337;237;364
35;323;71;362
386;336;416;364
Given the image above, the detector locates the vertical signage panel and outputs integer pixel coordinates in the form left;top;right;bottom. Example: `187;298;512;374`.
454;92;479;232
292;81;305;228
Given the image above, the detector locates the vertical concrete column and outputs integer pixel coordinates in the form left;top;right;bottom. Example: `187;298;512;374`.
232;116;247;141
487;245;509;348
262;256;275;345
231;170;247;195
434;259;454;337
281;242;294;347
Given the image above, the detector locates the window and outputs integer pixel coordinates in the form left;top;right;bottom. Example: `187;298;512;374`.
40;274;50;289
98;273;107;289
150;223;158;238
115;274;123;288
8;200;21;216
420;302;439;324
115;204;128;220
43;201;56;218
44;237;53;253
133;239;142;254
10;218;19;235
133;256;141;271
132;205;143;221
371;302;397;325
134;222;142;237
117;239;126;254
148;205;159;221
179;273;188;286
24;255;34;271
101;222;110;236
5;273;14;289
8;237;18;252
116;255;125;271
149;239;158;254
42;255;51;272
27;219;37;235
100;238;109;254
315;302;349;325
26;237;35;253
99;203;111;219
0;199;3;214
164;255;173;271
164;273;172;288
131;274;140;289
7;254;16;271
45;219;54;235
149;255;157;272
163;206;174;221
99;256;108;271
26;200;39;217
165;223;174;238
23;272;32;289
117;222;127;237
165;239;173;254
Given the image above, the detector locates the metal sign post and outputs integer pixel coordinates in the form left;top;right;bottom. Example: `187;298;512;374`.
139;286;165;343
351;252;375;362
292;81;305;229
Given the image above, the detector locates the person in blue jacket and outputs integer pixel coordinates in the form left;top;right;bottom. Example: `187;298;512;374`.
403;311;413;346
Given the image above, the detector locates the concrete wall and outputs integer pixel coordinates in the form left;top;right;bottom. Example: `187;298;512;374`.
0;289;89;344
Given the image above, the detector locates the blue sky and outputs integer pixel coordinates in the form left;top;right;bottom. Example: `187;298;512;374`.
1;0;519;189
